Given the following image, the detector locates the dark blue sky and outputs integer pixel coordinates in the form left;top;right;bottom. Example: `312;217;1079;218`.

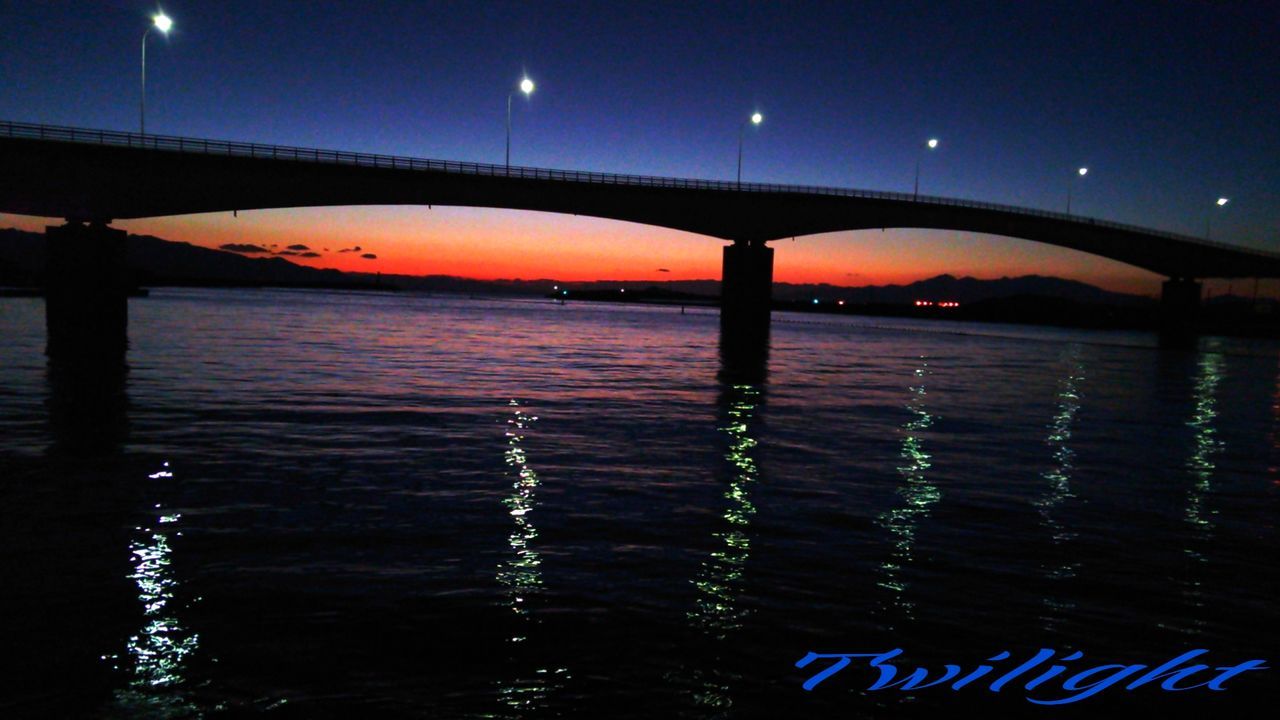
2;1;1277;288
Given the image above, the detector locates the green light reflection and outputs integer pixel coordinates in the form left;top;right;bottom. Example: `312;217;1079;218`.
102;461;202;719
677;382;761;715
875;358;938;621
691;383;760;640
1183;350;1224;541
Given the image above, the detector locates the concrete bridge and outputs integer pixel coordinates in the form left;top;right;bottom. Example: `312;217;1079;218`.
3;120;1279;364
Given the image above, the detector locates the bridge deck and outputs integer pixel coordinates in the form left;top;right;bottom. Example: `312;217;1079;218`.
2;120;1277;279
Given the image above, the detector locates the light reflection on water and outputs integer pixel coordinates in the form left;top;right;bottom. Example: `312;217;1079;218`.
682;382;762;715
1183;348;1224;543
875;357;938;623
1;288;1278;716
691;383;760;638
494;399;566;716
104;462;202;719
1035;344;1085;626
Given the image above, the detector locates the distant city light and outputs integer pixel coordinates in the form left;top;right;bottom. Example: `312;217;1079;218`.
914;300;960;308
837;300;845;306
1078;167;1088;176
1217;197;1229;206
927;138;939;149
751;112;763;125
520;77;534;95
153;13;173;32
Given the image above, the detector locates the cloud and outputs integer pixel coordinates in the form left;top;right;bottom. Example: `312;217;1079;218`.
360;253;377;260
286;244;311;251
300;252;320;258
337;245;364;253
657;268;670;272
275;250;300;256
219;243;271;254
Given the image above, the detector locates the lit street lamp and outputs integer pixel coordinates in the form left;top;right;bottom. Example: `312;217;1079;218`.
1066;167;1088;215
140;12;173;135
506;76;535;169
913;138;938;200
737;111;763;186
1207;197;1229;240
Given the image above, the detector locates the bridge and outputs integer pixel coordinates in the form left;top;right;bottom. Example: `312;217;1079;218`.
3;120;1279;364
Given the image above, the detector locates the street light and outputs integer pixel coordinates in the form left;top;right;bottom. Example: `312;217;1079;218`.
1067;167;1088;215
1207;197;1229;240
506;76;535;169
737;111;763;186
913;138;939;200
140;12;173;135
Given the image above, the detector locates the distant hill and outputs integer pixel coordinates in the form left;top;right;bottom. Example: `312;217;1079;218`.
0;227;1152;306
0;228;364;288
779;273;1153;306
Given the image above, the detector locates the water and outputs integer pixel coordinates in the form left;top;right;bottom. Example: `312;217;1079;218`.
1;288;1277;718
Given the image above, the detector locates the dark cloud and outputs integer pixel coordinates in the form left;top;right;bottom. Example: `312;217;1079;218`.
219;243;271;254
657;268;670;272
287;244;310;251
337;246;365;254
360;253;377;260
276;250;300;256
300;252;320;258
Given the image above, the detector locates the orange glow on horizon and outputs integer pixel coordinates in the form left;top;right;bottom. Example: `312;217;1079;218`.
1;208;1171;296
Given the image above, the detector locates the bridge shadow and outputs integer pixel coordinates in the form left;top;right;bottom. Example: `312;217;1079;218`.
45;356;130;457
3;347;140;714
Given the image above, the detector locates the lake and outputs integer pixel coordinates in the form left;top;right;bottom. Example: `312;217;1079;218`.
1;287;1277;718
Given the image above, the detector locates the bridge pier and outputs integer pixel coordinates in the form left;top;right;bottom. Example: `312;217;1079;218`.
720;240;773;366
1159;277;1202;347
45;221;130;367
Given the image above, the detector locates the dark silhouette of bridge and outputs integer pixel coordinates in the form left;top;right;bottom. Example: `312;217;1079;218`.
3;120;1278;365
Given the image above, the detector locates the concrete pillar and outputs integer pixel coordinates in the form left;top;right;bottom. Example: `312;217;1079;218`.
45;221;129;366
720;241;773;381
721;240;774;334
1160;277;1201;346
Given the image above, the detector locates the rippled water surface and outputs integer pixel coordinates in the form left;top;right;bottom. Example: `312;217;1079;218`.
2;288;1277;718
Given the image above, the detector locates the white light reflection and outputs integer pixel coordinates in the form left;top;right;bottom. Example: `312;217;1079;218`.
494;400;567;715
1162;348;1224;635
875;358;938;621
1035;346;1085;627
683;382;761;713
103;461;202;718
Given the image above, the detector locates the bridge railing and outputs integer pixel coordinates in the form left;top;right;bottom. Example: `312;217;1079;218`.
0;120;1262;255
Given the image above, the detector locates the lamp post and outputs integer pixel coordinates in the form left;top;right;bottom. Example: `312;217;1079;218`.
1066;167;1088;215
913;138;938;200
1206;197;1229;240
140;12;173;136
506;76;535;170
737;112;763;187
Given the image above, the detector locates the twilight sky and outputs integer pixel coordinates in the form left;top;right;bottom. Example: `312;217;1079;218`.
2;0;1278;295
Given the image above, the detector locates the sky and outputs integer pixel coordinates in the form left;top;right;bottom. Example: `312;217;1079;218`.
2;0;1278;296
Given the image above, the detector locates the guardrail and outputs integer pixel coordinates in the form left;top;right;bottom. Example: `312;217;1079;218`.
0;120;1267;256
